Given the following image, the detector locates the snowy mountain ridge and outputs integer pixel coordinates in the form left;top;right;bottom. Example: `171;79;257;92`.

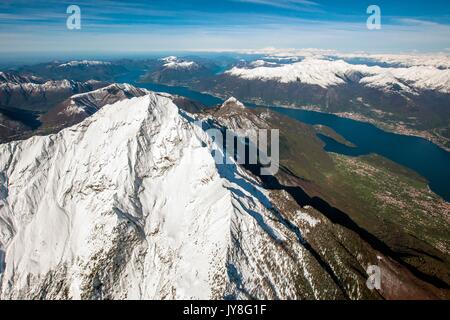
0;92;317;299
239;48;450;69
226;58;450;94
64;83;150;115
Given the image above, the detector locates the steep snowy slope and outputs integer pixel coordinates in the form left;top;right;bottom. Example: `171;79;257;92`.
1;83;207;144
0;93;231;299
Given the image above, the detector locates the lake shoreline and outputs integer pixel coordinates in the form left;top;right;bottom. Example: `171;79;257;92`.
263;103;450;153
157;84;450;153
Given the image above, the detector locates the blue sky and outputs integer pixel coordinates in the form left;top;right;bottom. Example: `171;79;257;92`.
0;0;449;54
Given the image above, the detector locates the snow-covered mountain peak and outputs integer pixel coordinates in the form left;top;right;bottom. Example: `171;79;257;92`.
0;91;299;299
0;93;220;298
222;97;245;109
164;60;198;69
226;58;352;88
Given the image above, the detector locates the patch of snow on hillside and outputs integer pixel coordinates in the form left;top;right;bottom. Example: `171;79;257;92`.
296;210;320;228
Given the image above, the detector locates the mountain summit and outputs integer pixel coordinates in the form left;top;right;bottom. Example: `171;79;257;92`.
0;93;301;299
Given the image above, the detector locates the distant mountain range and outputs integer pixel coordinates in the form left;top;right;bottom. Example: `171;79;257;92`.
16;60;127;82
225;58;450;93
0;71;107;112
140;56;219;85
2;53;449;150
0;71;109;142
139;54;450;151
0;69;208;143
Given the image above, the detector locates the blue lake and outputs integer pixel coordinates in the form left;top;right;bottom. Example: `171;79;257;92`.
271;107;450;202
116;73;450;202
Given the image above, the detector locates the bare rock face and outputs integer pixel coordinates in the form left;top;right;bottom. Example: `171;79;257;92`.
0;113;30;142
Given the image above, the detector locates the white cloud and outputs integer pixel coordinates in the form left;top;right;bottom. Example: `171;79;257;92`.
396;18;441;26
231;0;322;12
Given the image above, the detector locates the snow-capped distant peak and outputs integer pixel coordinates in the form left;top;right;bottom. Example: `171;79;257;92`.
160;56;198;70
0;73;103;96
226;58;450;93
226;58;351;88
239;48;450;69
58;60;111;68
160;56;178;63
